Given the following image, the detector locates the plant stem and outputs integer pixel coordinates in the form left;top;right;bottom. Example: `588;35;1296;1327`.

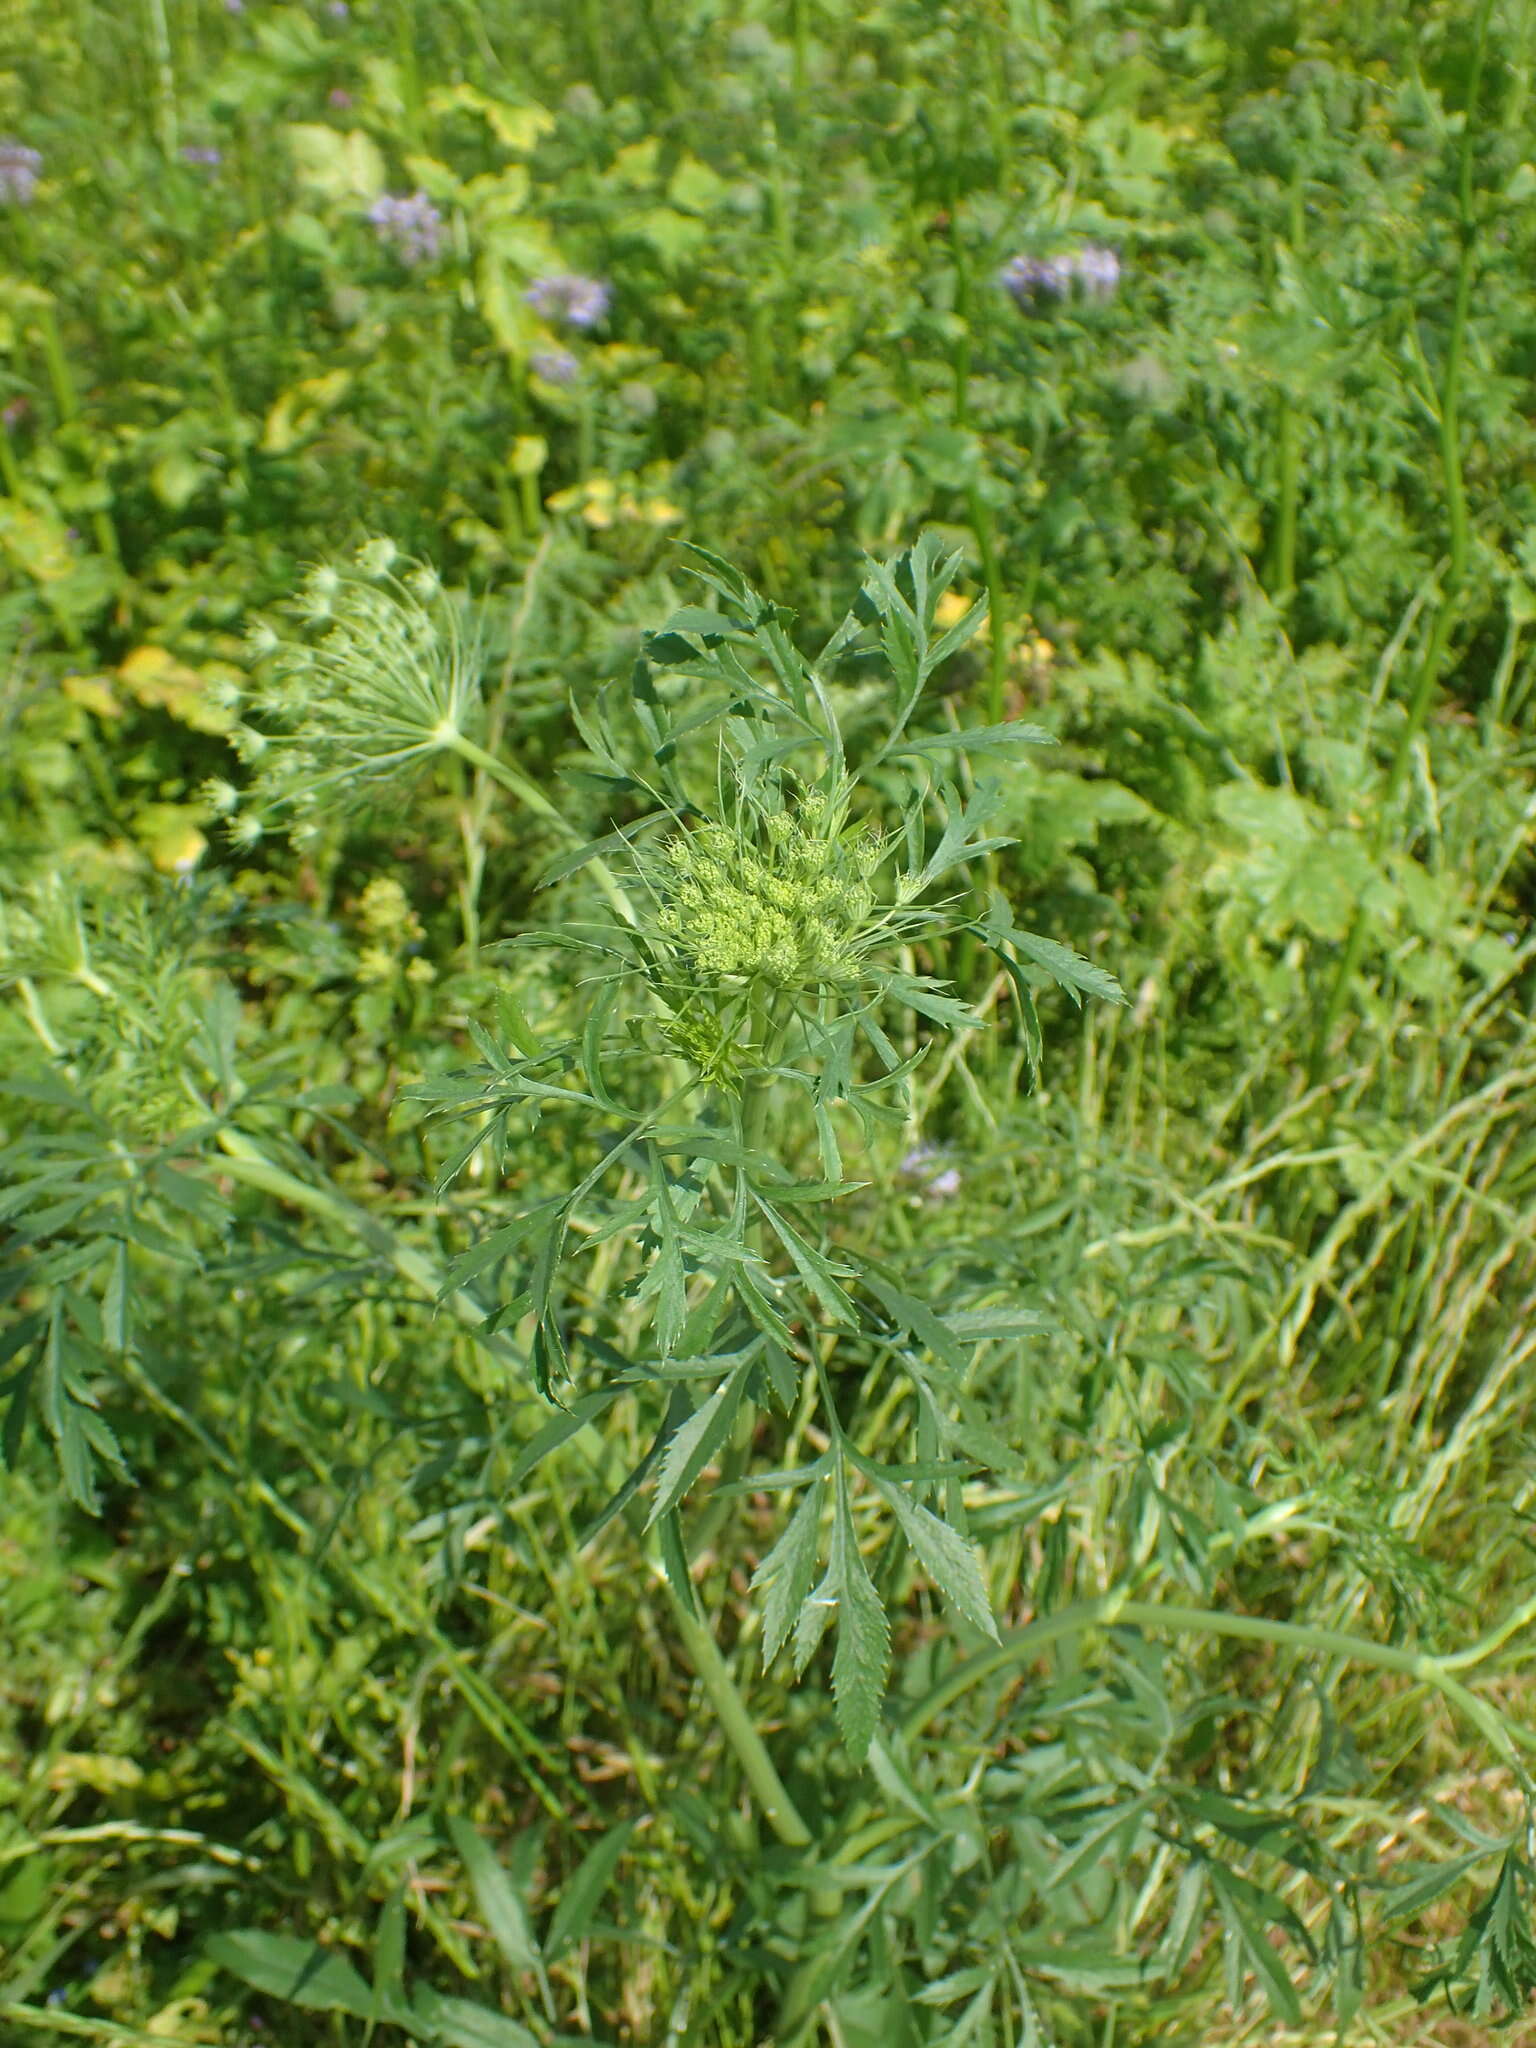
1308;1;1489;1078
661;1583;816;1850
444;730;635;926
144;0;178;156
1265;177;1305;602
212;1129;523;1363
969;485;1009;730
218;1129;818;1856
902;1594;1536;1783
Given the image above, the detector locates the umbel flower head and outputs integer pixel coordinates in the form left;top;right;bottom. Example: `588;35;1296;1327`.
233;539;483;841
646;780;890;992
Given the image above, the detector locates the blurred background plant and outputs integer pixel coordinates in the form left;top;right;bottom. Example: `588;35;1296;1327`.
4;0;1536;2043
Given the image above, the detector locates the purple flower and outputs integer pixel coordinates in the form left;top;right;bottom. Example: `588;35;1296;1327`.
530;347;580;385
1073;245;1121;300
899;1142;962;1202
368;190;443;267
1000;253;1073;304
224;0;245;12
0;140;42;206
179;144;222;168
328;87;354;109
524;271;610;330
327;0;350;16
1001;244;1120;310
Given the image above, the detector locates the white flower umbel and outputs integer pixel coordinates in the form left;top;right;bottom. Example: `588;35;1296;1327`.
232;541;636;923
236;542;485;836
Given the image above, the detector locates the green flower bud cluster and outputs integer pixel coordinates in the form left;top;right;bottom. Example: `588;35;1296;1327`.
652;792;885;990
354;876;431;987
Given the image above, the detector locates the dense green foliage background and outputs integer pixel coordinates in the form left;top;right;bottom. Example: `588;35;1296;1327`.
4;0;1536;2042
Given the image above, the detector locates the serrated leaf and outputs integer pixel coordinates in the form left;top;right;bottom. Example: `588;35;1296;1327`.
889;719;1056;761
438;1201;563;1295
880;971;981;1032
829;1466;890;1758
981;898;1126;1007
856;1260;970;1373
1382;1847;1490;1924
915;781;1016;889
753;1197;858;1324
876;1482;998;1640
752;1483;826;1668
646;1361;749;1526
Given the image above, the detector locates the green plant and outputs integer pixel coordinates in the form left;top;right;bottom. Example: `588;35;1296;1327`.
413;532;1123;1768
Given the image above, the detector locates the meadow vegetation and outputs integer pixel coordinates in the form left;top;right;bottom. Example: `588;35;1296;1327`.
3;1;1536;2042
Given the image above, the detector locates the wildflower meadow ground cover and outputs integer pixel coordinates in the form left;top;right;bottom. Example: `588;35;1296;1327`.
3;2;1536;2043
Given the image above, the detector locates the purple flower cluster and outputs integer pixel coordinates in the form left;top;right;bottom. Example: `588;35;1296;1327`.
1001;244;1121;309
524;271;610;330
179;144;223;169
0;140;42;206
899;1144;963;1202
529;347;580;386
368;190;443;268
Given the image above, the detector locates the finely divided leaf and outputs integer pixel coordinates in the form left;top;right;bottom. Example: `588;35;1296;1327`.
980;898;1126;1007
888;719;1056;761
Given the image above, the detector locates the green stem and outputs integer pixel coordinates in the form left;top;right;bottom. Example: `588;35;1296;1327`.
902;1595;1536;1782
444;731;634;926
1;2003;190;2046
212;1129;523;1361
218;1129;818;1855
1268;394;1298;601
969;485;1009;730
945;200;1012;736
743;991;787;1155
144;0;178;155
31;298;119;563
789;0;809;116
0;419;22;497
1265;178;1304;602
16;976;65;1056
1310;1;1489;1076
579;0;608;95
662;1586;815;1850
1374;0;1486;826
